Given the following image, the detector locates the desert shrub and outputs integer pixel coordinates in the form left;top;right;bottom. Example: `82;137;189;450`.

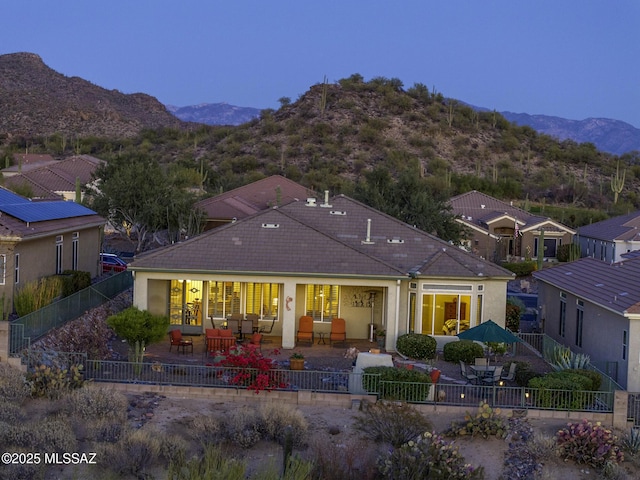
190;414;224;445
167;444;246;480
443;340;484;364
378;430;485;480
26;364;84;399
501;260;537;277
100;428;161;477
503;360;541;387
84;418;125;443
0;401;25;424
506;296;525;332
556;419;623;469
3;416;77;452
259;402;308;446
447;401;508;439
362;366;432;402
0;363;30;403
528;371;593;409
60;270;91;297
159;433;189;467
66;386;128;421
0;462;45;480
224;406;262;448
355;401;432;447
308;436;379;480
395;333;436;360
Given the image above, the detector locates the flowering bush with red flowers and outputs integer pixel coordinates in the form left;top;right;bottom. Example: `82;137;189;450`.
214;346;288;393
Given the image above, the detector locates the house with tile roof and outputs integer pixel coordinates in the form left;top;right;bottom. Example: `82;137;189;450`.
5;154;57;176
130;193;513;350
450;190;575;263
194;175;314;230
0;187;105;315
1;155;102;201
576;211;640;264
534;256;640;390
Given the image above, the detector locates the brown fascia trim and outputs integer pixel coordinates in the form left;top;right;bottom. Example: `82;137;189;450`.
12;220;106;242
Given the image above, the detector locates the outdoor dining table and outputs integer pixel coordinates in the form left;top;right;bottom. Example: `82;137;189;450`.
469;364;499;379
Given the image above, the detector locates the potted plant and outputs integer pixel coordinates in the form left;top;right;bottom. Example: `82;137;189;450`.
376;328;386;348
289;352;305;370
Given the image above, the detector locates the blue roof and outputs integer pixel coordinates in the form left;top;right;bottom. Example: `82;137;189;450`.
0;188;97;222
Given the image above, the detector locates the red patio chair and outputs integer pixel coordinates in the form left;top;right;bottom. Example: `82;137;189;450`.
296;316;314;344
329;318;346;346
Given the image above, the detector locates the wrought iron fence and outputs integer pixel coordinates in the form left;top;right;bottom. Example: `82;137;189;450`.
9;272;132;356
21;350;613;413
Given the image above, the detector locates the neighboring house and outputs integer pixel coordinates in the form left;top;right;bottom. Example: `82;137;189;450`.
576;211;640;264
2;155;102;201
194;175;313;230
0;187;105;315
4;154;57;176
534;256;640;390
450;190;575;263
130;193;513;350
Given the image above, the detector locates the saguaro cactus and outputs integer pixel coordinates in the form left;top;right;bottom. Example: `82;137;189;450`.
611;160;625;204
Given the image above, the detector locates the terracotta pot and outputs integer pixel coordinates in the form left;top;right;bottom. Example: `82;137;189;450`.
289;358;305;370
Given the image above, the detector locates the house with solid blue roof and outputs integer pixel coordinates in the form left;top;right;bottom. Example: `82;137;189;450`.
0;187;105;316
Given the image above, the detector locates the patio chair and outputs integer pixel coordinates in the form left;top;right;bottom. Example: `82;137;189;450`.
258;317;276;343
245;313;260;332
227;319;240;338
329;318;347;346
169;329;193;354
474;357;488;367
482;366;503;385
241;319;254;339
296;316;314;344
459;360;478;385
501;362;517;382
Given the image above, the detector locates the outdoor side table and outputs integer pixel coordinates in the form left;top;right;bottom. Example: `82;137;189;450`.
317;332;327;345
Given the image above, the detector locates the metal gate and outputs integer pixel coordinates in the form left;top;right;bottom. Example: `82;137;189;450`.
628;393;640;428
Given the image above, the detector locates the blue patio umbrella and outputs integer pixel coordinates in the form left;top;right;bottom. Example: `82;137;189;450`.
457;319;522;344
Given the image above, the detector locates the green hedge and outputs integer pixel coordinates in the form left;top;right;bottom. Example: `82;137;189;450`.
528;371;593;410
443;340;484;364
60;270;92;297
362;366;432;402
395;333;436;360
501;261;537;277
564;368;602;391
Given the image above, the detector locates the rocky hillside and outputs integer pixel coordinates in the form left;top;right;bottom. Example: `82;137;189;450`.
502;112;640;156
0;52;187;139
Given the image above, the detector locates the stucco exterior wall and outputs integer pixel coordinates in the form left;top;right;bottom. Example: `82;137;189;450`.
539;282;632;390
0;225;101;315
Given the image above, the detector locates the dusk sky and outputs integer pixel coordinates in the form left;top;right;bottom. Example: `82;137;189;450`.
3;1;639;127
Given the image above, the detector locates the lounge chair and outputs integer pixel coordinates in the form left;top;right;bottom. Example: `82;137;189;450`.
296;316;314;344
501;362;517;383
459;360;478;384
330;318;346;346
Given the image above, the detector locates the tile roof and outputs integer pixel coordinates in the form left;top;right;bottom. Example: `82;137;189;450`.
577;211;640;242
132;194;513;280
450;190;574;234
533;256;640;315
195;175;313;220
2;155;102;198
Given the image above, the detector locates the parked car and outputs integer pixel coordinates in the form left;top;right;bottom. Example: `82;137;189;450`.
100;253;128;273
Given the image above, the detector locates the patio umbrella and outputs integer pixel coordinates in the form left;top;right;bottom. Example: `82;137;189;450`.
457;319;522;364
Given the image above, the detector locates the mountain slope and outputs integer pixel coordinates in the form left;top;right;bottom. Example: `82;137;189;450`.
0;52;187;138
167;103;260;126
501;112;640;155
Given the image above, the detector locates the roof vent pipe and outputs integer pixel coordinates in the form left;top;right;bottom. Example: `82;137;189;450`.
321;190;332;208
306;197;317;207
362;218;375;244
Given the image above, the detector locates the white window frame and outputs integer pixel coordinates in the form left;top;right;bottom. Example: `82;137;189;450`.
0;254;5;285
72;232;79;270
56;235;63;274
14;253;19;284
